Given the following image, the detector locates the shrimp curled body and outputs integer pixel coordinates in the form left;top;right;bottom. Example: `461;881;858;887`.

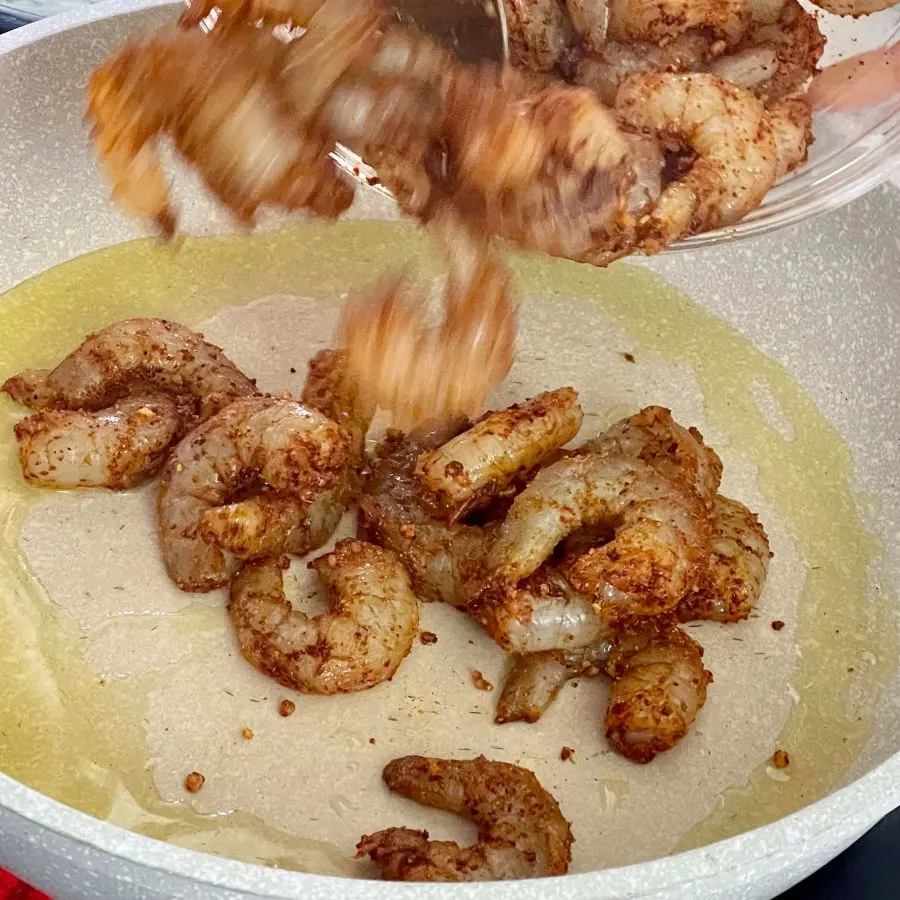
228;539;419;694
158;396;350;591
489;452;708;620
2;318;256;420
357;755;574;881
12;395;186;489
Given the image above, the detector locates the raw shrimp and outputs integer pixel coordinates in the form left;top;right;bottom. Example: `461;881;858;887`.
567;32;713;106
495;641;612;724
337;214;517;430
678;495;771;622
359;420;493;608
489;452;708;620
616;73;789;251
198;349;373;560
2;318;256;420
228;540;419;693
86;24;356;238
768;96;813;178
415;388;583;521
606;0;748;45
565;0;610;53
808;0;898;14
13;395;185;489
471;567;614;653
357;755;574;880
605;624;711;762
581;405;723;503
716;1;824;101
158;396;350;591
501;0;576;71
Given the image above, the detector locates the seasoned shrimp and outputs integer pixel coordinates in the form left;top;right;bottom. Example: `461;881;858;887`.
471;567;613;653
581;405;723;503
768;96;813;178
2;318;256;420
808;0;898;14
86;24;358;238
489;452;708;620
198;349;372;560
337;214;517;429
568;32;713;106
180;0;326;30
717;1;824;101
605;624;711;762
565;0;610;53
606;0;748;45
359;420;493;608
13;395;185;489
158;396;350;591
415;388;582;521
616;73;790;251
501;0;576;71
228;540;419;693
678;495;771;622
495;641;612;724
357;755;574;881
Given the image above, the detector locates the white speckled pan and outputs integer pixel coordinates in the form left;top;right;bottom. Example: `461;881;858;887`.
0;2;899;898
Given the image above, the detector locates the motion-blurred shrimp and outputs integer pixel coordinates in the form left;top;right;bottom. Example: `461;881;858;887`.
2;318;256;420
12;395;185;489
337;213;517;429
415;388;582;521
357;755;574;880
678;495;771;622
605;623;711;762
200;349;374;560
86;22;360;238
229;540;419;693
158;396;350;591
615;73;802;251
489;452;708;621
500;0;576;71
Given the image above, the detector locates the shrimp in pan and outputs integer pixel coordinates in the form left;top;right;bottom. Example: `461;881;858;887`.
488;452;709;621
228;540;419;694
358;755;574;880
158;396;350;592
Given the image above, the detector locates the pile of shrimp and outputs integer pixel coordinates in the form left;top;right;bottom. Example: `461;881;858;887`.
5;320;778;879
83;0;900;424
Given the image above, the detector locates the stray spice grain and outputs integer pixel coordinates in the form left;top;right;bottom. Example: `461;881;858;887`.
279;699;296;718
772;749;790;769
771;620;785;631
420;631;438;645
561;746;575;762
241;727;254;740
184;772;205;793
472;670;494;691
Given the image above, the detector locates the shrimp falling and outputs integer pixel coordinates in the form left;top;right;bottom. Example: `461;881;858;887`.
336;214;518;428
228;540;419;694
357;755;574;881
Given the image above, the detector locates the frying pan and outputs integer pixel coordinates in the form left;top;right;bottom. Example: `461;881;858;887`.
0;2;898;898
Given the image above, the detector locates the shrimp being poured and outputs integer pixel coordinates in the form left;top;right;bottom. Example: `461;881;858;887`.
228;540;419;693
357;755;574;881
337;212;517;429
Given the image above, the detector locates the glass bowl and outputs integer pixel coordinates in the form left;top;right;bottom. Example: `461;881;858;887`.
678;3;900;250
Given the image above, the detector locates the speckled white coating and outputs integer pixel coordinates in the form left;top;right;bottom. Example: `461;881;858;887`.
0;3;898;898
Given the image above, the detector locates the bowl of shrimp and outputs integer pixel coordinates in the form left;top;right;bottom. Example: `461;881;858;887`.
0;0;898;899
